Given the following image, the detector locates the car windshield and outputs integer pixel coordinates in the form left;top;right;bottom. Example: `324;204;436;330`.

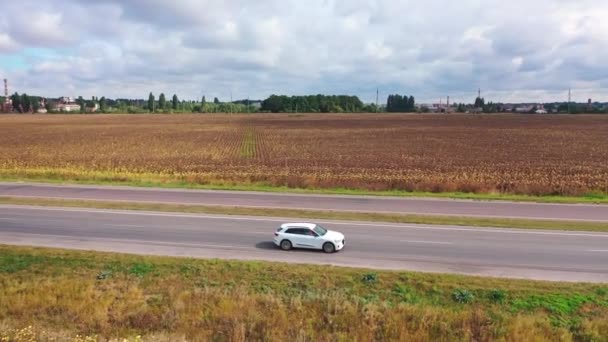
313;225;327;236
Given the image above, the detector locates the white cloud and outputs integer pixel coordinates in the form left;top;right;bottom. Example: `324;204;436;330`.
1;0;608;103
0;33;18;52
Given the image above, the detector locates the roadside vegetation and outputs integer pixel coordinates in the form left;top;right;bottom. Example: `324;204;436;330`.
1;196;608;233
0;246;607;341
0;114;607;203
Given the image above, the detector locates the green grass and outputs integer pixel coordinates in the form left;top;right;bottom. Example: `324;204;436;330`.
1;174;607;204
1;196;607;232
0;245;607;341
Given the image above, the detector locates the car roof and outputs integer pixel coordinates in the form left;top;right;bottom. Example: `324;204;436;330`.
280;223;317;230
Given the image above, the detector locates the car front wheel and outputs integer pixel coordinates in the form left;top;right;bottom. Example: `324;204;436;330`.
322;242;336;253
280;240;292;251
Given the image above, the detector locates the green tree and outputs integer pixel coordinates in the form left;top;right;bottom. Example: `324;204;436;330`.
99;97;107;112
32;98;40;113
261;95;364;113
148;92;155;112
158;93;166;110
214;97;220;104
10;92;20;112
45;99;54;112
76;96;85;113
172;94;179;110
407;96;415;112
20;93;32;112
387;94;415;112
86;100;97;112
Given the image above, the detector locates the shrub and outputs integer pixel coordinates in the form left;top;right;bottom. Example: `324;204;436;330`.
129;263;154;277
453;289;475;304
361;272;378;284
489;289;506;304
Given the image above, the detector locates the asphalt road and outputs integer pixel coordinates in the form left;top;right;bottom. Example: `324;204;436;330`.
0;182;607;222
1;205;607;282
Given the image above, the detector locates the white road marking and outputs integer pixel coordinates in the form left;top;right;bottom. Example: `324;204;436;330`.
1;205;608;238
589;250;608;252
0;231;253;250
400;240;453;245
105;224;147;228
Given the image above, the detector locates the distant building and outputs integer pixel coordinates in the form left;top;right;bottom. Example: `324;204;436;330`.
36;98;47;113
54;97;81;112
515;105;534;113
85;103;100;113
249;101;262;110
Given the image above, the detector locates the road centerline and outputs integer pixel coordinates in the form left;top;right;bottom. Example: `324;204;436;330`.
400;240;453;245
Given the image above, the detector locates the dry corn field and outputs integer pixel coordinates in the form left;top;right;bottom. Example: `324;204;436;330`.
1;113;607;196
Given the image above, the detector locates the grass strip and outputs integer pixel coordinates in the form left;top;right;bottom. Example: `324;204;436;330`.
1;174;607;204
0;245;607;341
1;196;607;232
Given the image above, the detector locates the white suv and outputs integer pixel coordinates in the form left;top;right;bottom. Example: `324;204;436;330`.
274;223;345;253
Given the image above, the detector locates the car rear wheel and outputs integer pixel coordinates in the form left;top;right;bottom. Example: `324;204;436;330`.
322;242;336;253
280;240;292;251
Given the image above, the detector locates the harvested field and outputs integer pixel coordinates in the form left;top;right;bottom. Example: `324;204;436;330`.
1;113;607;196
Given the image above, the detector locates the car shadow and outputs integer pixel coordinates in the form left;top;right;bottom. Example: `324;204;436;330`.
254;241;328;254
255;241;277;250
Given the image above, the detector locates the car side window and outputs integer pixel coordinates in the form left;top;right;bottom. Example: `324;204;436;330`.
285;228;298;235
298;228;310;235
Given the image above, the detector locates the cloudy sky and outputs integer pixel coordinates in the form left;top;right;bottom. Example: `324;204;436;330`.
1;0;607;103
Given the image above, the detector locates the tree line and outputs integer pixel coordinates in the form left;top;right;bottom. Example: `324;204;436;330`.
261;95;372;113
8;93;44;113
4;91;608;114
386;94;415;112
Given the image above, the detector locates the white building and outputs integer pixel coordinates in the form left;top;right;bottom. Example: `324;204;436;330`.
54;97;81;112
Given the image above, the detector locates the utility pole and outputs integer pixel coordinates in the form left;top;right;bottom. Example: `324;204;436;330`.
568;88;571;114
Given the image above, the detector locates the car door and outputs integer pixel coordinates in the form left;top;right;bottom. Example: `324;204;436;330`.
307;229;324;249
284;228;304;247
296;228;320;249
